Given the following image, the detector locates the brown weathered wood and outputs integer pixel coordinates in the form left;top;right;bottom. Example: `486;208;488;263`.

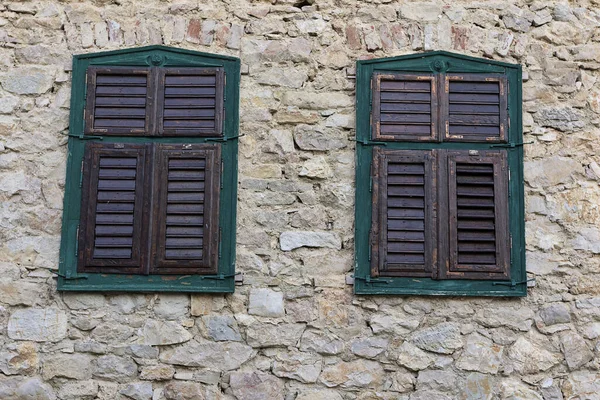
78;142;151;274
157;68;224;137
150;143;221;274
372;73;439;142
442;74;508;143
440;150;510;280
85;67;153;136
370;149;437;277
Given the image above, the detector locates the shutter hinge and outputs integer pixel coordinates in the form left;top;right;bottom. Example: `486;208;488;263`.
74;225;80;256
79;162;84;187
201;272;241;281
218;227;222;259
490;141;533;148
220;161;224;189
351;138;387;147
51;270;89;280
492;278;535;290
354;275;392;284
206;134;245;143
63;133;104;140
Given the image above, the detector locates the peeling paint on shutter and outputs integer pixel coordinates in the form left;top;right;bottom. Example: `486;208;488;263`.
440;150;510;280
85;67;153;135
371;73;438;142
78;143;151;274
371;148;437;277
442;74;508;142
157;68;224;137
151;143;221;274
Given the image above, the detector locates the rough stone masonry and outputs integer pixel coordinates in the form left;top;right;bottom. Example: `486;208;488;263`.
0;0;600;399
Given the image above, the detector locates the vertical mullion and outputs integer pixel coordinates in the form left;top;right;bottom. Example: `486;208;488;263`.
436;149;450;280
369;147;383;277
142;143;157;275
425;150;438;278
149;67;159;136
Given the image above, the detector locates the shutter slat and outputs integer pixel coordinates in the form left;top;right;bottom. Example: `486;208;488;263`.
78;143;149;274
152;144;221;274
158;68;224;136
443;151;510;280
85;67;151;135
372;74;438;142
371;149;436;277
444;75;507;142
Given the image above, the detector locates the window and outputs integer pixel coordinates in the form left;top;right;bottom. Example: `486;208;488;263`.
354;52;526;296
58;46;240;293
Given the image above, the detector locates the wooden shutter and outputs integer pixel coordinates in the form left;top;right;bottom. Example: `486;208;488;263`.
440;150;510;280
371;148;437;277
442;74;508;142
157;68;224;136
151;143;221;274
372;73;438;142
85;67;153;135
78;143;151;274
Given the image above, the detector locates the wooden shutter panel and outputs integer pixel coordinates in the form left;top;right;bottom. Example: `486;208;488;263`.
442;74;508;142
440;150;510;280
371;148;437;277
372;73;438;142
78;143;151;274
157;68;224;136
85;67;153;135
151;143;221;274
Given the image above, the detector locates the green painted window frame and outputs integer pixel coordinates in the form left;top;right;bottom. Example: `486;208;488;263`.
354;51;526;297
58;46;240;293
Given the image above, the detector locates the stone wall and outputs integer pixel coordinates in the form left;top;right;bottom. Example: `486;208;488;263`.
0;0;599;399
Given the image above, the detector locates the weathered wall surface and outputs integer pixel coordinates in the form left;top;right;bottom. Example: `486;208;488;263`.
0;0;600;399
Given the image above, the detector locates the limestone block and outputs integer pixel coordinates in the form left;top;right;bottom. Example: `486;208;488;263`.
293;124;347;151
410;322;463;354
140;319;192;346
159;340;253;370
202;315;242;341
299;330;345;355
320;360;383;388
119;382;153;400
8;308;67;342
42;353;93;380
508;337;561;374
0;67;55;94
350;337;389;359
0;377;56;400
272;350;322;383
248;288;284;317
456;332;504;374
92;355;138;383
246;322;305;347
280;231;341;251
560;332;593;370
230;372;284;400
57;381;99;400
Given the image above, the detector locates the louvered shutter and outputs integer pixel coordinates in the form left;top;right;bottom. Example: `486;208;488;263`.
371;148;437;277
151;144;221;274
157;68;224;136
85;67;153;135
440;150;510;280
371;73;438;142
78;143;151;274
442;74;508;142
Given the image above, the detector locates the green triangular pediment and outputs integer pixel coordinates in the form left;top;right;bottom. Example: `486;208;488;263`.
358;51;519;74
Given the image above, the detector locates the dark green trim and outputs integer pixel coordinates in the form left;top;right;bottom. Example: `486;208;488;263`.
354;51;526;297
58;46;240;293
